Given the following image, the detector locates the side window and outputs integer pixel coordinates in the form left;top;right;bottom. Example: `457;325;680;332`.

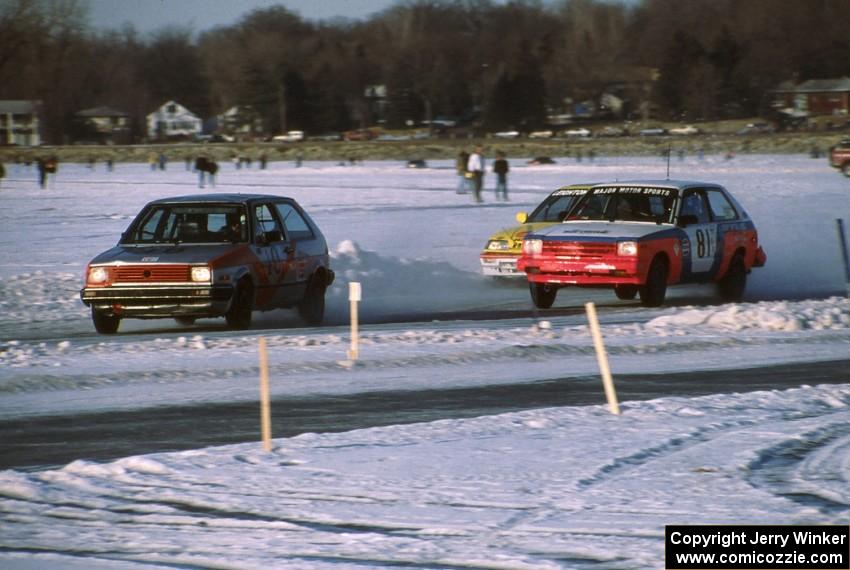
274;203;314;240
680;191;711;224
254;204;284;241
135;208;164;240
705;190;739;222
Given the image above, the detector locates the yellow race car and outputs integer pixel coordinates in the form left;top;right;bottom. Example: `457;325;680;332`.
479;184;592;276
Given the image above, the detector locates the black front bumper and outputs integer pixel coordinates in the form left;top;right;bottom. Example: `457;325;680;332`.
80;284;234;318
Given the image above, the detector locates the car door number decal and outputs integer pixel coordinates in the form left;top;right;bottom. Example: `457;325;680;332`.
695;228;715;259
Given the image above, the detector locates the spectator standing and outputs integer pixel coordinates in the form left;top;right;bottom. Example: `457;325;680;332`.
492;151;509;201
195;155;209;188
37;156;57;189
37;157;48;188
0;161;5;189
456;150;469;194
207;159;218;187
148;152;157;171
467;145;484;203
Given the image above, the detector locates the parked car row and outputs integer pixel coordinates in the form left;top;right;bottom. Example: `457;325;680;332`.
197;118;850;144
491;125;705;139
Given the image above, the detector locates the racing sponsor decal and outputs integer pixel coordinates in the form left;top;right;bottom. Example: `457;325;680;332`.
553;187;590;196
594;186;676;197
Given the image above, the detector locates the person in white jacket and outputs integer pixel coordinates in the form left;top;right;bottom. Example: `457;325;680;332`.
467;145;484;203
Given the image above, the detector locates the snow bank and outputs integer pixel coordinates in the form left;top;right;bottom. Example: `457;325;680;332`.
646;297;850;332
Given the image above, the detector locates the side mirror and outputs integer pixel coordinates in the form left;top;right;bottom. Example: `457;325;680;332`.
677;214;699;227
515;212;528;224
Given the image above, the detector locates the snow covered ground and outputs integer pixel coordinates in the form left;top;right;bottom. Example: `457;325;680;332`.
1;153;850;568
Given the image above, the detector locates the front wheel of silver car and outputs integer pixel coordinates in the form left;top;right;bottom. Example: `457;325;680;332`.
92;308;120;334
298;274;326;325
225;280;253;329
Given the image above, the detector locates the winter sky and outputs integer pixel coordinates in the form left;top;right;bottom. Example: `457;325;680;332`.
86;0;430;32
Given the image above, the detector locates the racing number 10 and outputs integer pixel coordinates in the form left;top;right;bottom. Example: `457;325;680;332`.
694;229;715;258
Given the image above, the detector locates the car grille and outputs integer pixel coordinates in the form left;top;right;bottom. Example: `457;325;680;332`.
113;264;190;283
542;241;615;259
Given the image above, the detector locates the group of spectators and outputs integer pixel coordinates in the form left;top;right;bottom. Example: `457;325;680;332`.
456;146;510;202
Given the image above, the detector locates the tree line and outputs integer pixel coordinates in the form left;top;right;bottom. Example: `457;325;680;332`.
2;0;849;143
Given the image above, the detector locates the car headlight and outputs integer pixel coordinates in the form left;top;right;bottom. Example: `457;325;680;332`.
87;266;109;284
191;266;212;282
487;239;510;251
523;239;543;255
617;241;638;256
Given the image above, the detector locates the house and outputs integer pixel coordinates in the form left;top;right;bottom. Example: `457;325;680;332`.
218;105;263;139
0;100;43;146
773;77;850;116
74;106;131;144
146;100;202;140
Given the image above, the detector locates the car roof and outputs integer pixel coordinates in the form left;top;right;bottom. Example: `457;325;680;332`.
554;183;595;191
590;180;724;190
147;193;292;205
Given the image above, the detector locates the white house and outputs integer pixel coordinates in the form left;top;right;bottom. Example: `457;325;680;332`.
146;100;202;140
0;100;43;146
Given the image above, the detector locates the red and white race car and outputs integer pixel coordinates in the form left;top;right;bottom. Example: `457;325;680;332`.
517;180;766;308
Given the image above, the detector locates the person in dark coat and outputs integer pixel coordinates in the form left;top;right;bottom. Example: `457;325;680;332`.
492;151;509;201
195;155;209;188
456;150;469;194
37;156;57;189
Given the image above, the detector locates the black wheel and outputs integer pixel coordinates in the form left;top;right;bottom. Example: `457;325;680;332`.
92;308;120;334
843;162;850;177
717;252;747;301
529;282;557;309
225;280;253;329
639;257;668;307
174;316;196;326
614;284;638;300
298;274;327;325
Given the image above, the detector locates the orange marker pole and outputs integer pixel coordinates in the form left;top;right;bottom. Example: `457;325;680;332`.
585;302;620;415
258;336;272;452
348;282;361;360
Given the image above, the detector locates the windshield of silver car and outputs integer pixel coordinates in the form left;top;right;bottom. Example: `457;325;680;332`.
123;205;249;244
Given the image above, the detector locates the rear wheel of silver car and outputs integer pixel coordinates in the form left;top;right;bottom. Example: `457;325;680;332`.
717;252;747;302
225;280;253;329
298;274;326;325
614;284;638;300
530;282;557;309
639;257;668;307
92;308;120;334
